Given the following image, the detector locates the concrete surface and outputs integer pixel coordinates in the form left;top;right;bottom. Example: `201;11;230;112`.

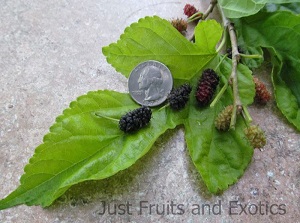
0;0;299;222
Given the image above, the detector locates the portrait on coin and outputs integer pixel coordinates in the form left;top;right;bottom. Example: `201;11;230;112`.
138;66;164;101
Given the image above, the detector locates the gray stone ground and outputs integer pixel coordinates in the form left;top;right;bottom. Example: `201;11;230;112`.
0;0;299;222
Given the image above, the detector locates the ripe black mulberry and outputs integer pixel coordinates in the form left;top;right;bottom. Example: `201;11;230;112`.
119;106;152;133
215;105;233;131
226;46;243;59
196;69;220;107
168;83;192;110
253;77;271;105
244;125;266;149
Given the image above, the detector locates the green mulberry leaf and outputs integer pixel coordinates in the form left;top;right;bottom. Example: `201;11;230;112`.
218;0;300;18
0;90;180;209
271;51;300;130
218;57;255;106
194;20;223;53
235;11;300;130
182;57;255;193
259;0;300;3
184;89;253;193
265;2;300;14
218;0;265;18
103;16;221;80
0;17;254;210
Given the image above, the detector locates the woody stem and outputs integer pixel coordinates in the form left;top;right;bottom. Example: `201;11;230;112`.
217;4;242;129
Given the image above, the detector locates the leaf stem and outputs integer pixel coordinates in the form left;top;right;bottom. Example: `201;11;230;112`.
242;105;252;126
94;112;119;122
216;29;227;53
188;12;203;23
210;75;228;107
240;53;263;59
214;54;227;71
158;103;169;111
217;4;242;129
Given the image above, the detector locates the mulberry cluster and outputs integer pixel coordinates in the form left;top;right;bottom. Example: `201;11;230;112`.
170;18;187;34
244;125;266;149
183;4;198;17
215;105;233;131
253;77;271;105
119;106;152;133
196;69;220;107
168;84;192;110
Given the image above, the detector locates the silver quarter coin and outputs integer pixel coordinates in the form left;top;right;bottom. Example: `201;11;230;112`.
128;60;173;107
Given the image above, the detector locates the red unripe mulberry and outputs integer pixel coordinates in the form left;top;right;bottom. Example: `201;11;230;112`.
253;77;271;105
184;4;198;17
196;69;220;107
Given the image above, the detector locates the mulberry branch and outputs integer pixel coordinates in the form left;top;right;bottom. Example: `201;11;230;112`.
218;4;243;129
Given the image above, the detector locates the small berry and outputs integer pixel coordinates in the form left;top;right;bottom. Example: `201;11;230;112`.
196;69;220;107
253;77;271;105
184;4;198;17
119;106;152;133
170;18;187;34
196;84;214;106
244;125;266;149
168;84;192;110
215;105;233;131
226;46;243;59
201;69;220;89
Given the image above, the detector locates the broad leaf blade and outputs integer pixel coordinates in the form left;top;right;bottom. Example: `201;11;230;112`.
218;57;255;106
103;16;221;80
258;0;300;3
183;56;255;193
271;52;300;130
235;11;300;130
195;20;223;53
218;0;265;18
184;98;253;193
235;11;300;59
265;2;300;14
218;0;300;18
0;90;179;209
